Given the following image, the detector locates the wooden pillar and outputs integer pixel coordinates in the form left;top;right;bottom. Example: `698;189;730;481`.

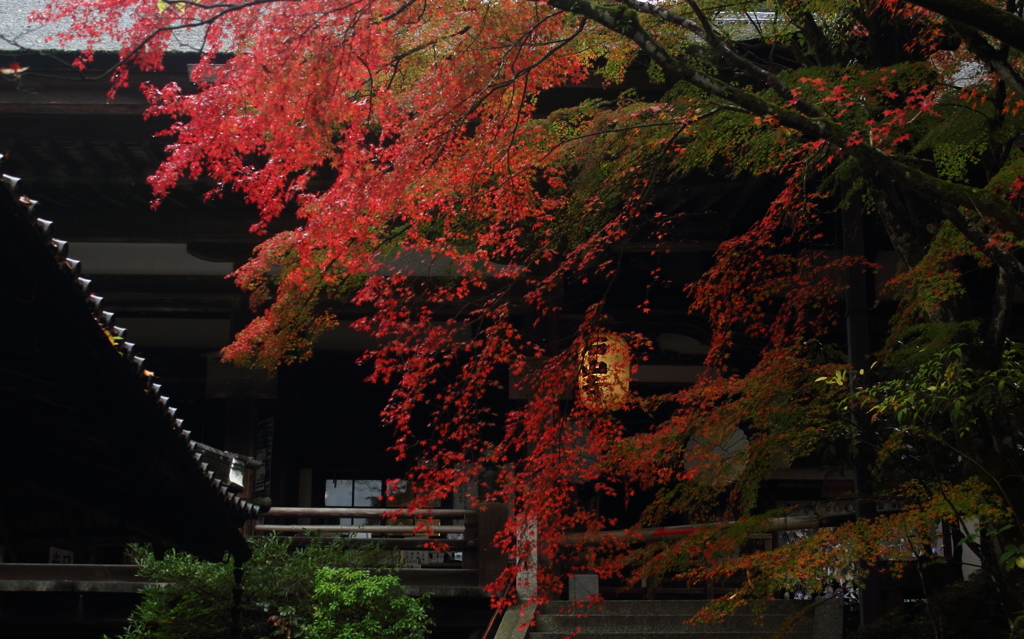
470;502;508;589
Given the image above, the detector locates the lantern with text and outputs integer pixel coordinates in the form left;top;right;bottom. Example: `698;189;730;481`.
578;333;630;412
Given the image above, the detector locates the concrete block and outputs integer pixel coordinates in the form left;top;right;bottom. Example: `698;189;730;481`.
567;574;599;601
813;597;843;639
494;604;536;639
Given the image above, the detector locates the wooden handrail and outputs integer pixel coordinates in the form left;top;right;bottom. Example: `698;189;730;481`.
255;502;509;589
262;507;475;518
255;524;466;534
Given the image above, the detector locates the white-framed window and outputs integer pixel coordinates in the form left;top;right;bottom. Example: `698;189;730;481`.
325;479;383;537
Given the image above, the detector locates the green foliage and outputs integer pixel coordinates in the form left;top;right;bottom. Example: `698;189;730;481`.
113;536;427;639
933;138;987;183
883;223;985;340
999;543;1024;571
308;568;430;639
913;92;1024;187
987;149;1024;198
862;341;1024;444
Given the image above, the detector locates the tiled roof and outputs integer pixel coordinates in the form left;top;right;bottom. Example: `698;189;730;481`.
0;158;263;561
0;0;206;53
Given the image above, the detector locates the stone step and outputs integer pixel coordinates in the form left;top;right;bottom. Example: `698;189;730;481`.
534;613;813;634
517;599;838;639
540;602;811;618
538;600;812;616
528;633;813;639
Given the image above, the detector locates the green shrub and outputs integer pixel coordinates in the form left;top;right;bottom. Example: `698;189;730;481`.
113;536;430;639
308;568;431;639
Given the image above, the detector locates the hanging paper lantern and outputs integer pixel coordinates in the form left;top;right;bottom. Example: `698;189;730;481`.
578;332;630;412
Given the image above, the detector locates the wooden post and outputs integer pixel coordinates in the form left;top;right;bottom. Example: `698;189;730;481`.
297;469;312;525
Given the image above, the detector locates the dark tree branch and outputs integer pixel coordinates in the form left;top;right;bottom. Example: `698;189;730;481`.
616;0;823;117
871;184;936;268
940;202;1024;284
782;4;835;66
906;0;1024;52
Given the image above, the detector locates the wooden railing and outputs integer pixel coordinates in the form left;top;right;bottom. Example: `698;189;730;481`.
255;507;822;596
256;503;509;591
256;506;473;535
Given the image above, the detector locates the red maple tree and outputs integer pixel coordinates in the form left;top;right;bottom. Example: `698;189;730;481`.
35;0;1024;623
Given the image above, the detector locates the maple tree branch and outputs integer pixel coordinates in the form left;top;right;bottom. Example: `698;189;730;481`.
698;104;749;118
542;0;831;136
614;0;703;35
427;13;585;160
448;119;689;205
682;0;715;37
552;0;1024;234
791;9;835;66
375;0;423;23
905;0;1024;52
851;140;1024;242
937;201;1024;283
75;0;329;81
388;25;471;70
487;13;584;175
617;0;821;117
543;0;1024;285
